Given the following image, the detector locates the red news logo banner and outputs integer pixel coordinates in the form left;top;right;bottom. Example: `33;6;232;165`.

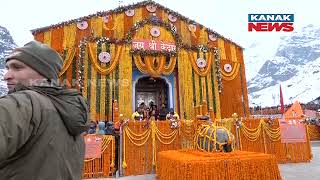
84;135;103;159
248;14;294;32
280;119;306;143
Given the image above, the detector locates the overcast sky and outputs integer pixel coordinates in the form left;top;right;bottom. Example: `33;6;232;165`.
0;0;318;47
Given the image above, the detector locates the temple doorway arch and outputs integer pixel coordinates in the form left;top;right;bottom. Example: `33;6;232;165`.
132;74;174;112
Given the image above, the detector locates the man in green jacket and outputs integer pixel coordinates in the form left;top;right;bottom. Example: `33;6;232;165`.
0;41;89;180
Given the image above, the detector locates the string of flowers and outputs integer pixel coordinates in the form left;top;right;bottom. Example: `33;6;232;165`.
214;48;222;93
78;41;86;92
157;150;281;180
78;31;216;58
241;122;262;141
59;48;76;77
262;120;281;142
180;120;195;148
187;49;213;77
124;15;181;47
240;119;282;142
119;119;310;176
130;49;177;57
122;120;180;169
124;16;218;55
87;43;122;75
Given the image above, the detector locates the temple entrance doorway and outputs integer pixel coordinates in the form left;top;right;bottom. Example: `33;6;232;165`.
135;76;169;112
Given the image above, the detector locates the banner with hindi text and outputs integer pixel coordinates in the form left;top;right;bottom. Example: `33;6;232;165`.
84;135;103;158
280;119;306;143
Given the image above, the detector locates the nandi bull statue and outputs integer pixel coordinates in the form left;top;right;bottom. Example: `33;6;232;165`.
194;119;235;152
193;105;236;152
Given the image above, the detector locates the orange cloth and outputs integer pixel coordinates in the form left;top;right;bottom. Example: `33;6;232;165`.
284;101;304;119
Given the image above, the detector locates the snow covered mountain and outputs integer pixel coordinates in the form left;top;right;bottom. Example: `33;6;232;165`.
0;25;16;96
0;25;16;68
246;24;320;107
0;69;7;96
243;36;281;81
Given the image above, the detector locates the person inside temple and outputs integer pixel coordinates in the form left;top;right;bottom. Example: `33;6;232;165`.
159;103;168;120
144;107;151;119
137;102;146;118
149;101;154;110
132;108;143;121
166;108;180;120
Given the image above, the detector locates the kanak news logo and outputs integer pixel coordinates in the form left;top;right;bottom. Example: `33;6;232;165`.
248;14;294;32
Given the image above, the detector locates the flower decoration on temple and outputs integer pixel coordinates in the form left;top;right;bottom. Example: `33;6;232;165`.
196;57;207;68
30;0;243;55
168;14;177;22
125;9;135;17
188;24;197;32
30;1;241;51
85;36;125;45
102;15;111;23
213;48;223;93
146;4;157;12
170;23;177;33
198;44;208;53
209;33;217;41
77;39;87;92
130;49;177;57
149;13;161;23
98;52;111;63
223;63;232;73
124;16;182;48
76;21;88;30
150;27;161;37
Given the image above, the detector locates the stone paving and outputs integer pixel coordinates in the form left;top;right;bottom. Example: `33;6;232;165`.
279;141;320;180
85;141;320;180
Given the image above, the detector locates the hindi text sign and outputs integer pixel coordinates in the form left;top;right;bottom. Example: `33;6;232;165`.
132;40;176;52
84;135;103;159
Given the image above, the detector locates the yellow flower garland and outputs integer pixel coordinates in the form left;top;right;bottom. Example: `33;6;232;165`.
162;57;177;75
119;45;132;119
43;30;52;46
88;43;122;75
240;120;282;142
133;55;177;76
58;48;76;77
63;24;76;49
144;56;165;77
133;54;148;74
187;51;212;76
220;62;240;81
122;120;179;169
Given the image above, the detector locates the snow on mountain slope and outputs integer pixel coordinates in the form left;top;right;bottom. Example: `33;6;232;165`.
247;24;320;107
248;57;320;106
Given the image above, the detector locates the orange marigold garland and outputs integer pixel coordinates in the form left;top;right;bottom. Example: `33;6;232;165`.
157;150;281;180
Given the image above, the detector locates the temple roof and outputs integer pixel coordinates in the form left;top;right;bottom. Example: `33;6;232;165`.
30;0;242;49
